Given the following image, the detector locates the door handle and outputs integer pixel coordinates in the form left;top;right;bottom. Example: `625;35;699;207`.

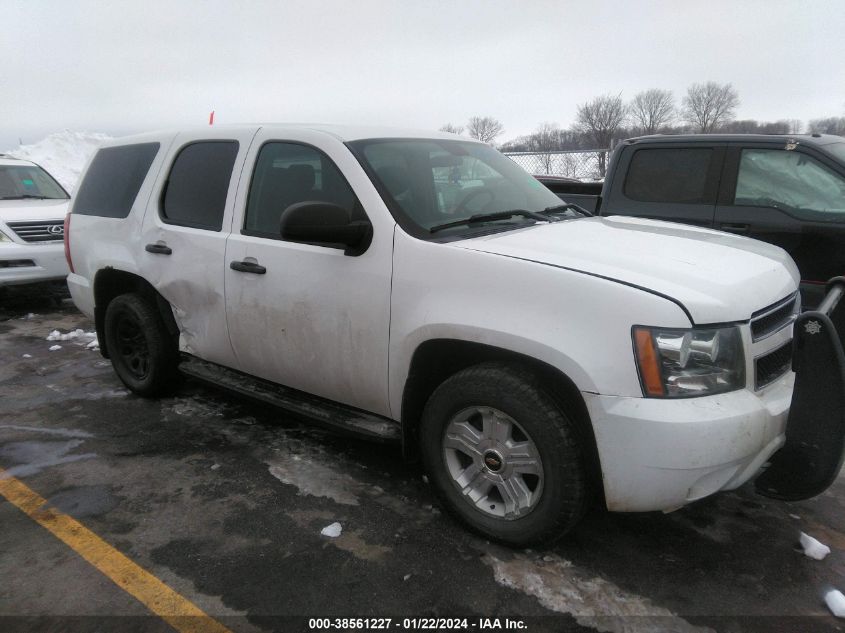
230;260;267;274
145;242;172;255
720;223;749;233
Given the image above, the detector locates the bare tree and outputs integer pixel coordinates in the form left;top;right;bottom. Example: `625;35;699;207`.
466;116;504;144
808;117;845;135
629;89;675;135
527;122;562;174
439;123;465;135
574;93;627;175
681;82;740;133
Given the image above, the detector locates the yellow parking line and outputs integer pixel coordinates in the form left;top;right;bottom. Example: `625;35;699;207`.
0;467;233;633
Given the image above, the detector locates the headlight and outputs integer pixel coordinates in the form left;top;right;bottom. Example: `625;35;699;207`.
0;229;10;242
633;325;745;398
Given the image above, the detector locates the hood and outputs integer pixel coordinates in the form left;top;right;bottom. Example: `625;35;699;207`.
0;198;69;224
454;216;799;324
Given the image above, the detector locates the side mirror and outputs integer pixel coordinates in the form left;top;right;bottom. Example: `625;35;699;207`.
279;201;372;254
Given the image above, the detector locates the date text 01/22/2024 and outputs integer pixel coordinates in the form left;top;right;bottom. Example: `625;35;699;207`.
307;618;528;630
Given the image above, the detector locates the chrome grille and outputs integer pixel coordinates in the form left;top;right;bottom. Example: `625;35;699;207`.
750;293;799;342
755;341;793;390
6;220;64;242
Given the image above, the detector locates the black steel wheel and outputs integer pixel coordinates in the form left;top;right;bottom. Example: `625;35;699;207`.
104;293;178;397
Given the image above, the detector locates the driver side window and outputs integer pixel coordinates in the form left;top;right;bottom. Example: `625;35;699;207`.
734;149;845;220
244;142;360;237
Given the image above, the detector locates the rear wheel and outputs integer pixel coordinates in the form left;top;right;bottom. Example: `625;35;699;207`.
104;293;179;397
420;363;588;545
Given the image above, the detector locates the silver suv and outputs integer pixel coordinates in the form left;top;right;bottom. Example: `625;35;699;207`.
0;155;70;293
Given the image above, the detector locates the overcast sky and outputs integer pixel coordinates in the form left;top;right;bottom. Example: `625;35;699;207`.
2;0;843;149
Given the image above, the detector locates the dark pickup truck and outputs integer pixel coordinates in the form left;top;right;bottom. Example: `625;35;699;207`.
538;134;845;307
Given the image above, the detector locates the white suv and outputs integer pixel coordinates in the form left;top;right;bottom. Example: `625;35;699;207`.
0;156;70;291
65;125;844;545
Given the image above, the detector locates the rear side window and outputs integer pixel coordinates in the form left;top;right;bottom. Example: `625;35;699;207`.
162;141;239;230
73;143;160;218
624;148;713;204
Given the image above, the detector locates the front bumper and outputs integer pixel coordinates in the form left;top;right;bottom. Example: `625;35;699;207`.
0;241;68;286
585;375;793;512
589;276;845;513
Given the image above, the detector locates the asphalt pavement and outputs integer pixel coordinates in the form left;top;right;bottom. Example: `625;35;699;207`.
1;297;843;633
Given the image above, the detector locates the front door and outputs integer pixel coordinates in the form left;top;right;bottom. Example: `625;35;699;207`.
715;144;845;307
223;131;393;417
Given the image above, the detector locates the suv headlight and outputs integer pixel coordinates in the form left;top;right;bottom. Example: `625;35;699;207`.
633;325;745;398
0;229;10;242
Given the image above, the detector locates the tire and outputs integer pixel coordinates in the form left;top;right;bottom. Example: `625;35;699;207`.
103;293;179;397
420;363;588;546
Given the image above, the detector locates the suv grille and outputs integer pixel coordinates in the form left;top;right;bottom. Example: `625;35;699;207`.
755;341;793;390
6;220;65;242
750;293;799;342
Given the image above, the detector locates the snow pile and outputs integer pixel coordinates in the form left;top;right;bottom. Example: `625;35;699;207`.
321;522;343;538
48;345;62;352
46;328;99;350
826;590;845;618
5;131;112;192
800;532;831;560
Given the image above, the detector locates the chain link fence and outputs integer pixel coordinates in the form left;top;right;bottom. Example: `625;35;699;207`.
502;149;608;180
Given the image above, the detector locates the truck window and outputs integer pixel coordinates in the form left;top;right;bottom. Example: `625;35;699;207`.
73;143;159;218
161;141;239;231
734;149;845;221
244;142;359;237
624;148;712;204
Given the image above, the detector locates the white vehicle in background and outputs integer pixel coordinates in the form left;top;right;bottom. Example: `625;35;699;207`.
0;155;70;297
65;125;845;545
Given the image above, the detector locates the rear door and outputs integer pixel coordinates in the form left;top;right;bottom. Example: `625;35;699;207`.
139;128;258;368
715;142;845;307
602;142;725;227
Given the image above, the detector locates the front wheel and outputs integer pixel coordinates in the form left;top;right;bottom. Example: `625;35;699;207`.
104;293;179;397
420;363;588;546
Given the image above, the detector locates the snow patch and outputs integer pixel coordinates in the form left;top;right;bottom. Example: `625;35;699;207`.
22;354;32;359
321;522;343;538
6;131;112;192
48;345;62;352
484;553;710;633
799;532;831;560
826;589;845;618
47;329;97;343
268;458;360;506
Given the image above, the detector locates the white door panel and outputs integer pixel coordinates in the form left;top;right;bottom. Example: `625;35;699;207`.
224;129;394;416
140;128;259;368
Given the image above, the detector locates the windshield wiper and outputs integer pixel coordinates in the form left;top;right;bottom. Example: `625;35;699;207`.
0;194;48;200
430;209;552;234
539;203;593;217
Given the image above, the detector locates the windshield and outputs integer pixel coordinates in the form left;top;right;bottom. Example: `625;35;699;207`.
349;138;568;235
826;142;845;164
0;164;69;200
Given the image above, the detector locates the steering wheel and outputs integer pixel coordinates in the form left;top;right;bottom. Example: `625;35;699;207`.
454;189;495;214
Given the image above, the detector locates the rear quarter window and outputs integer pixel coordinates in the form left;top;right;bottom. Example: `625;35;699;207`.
624;148;713;204
73;143;160;218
